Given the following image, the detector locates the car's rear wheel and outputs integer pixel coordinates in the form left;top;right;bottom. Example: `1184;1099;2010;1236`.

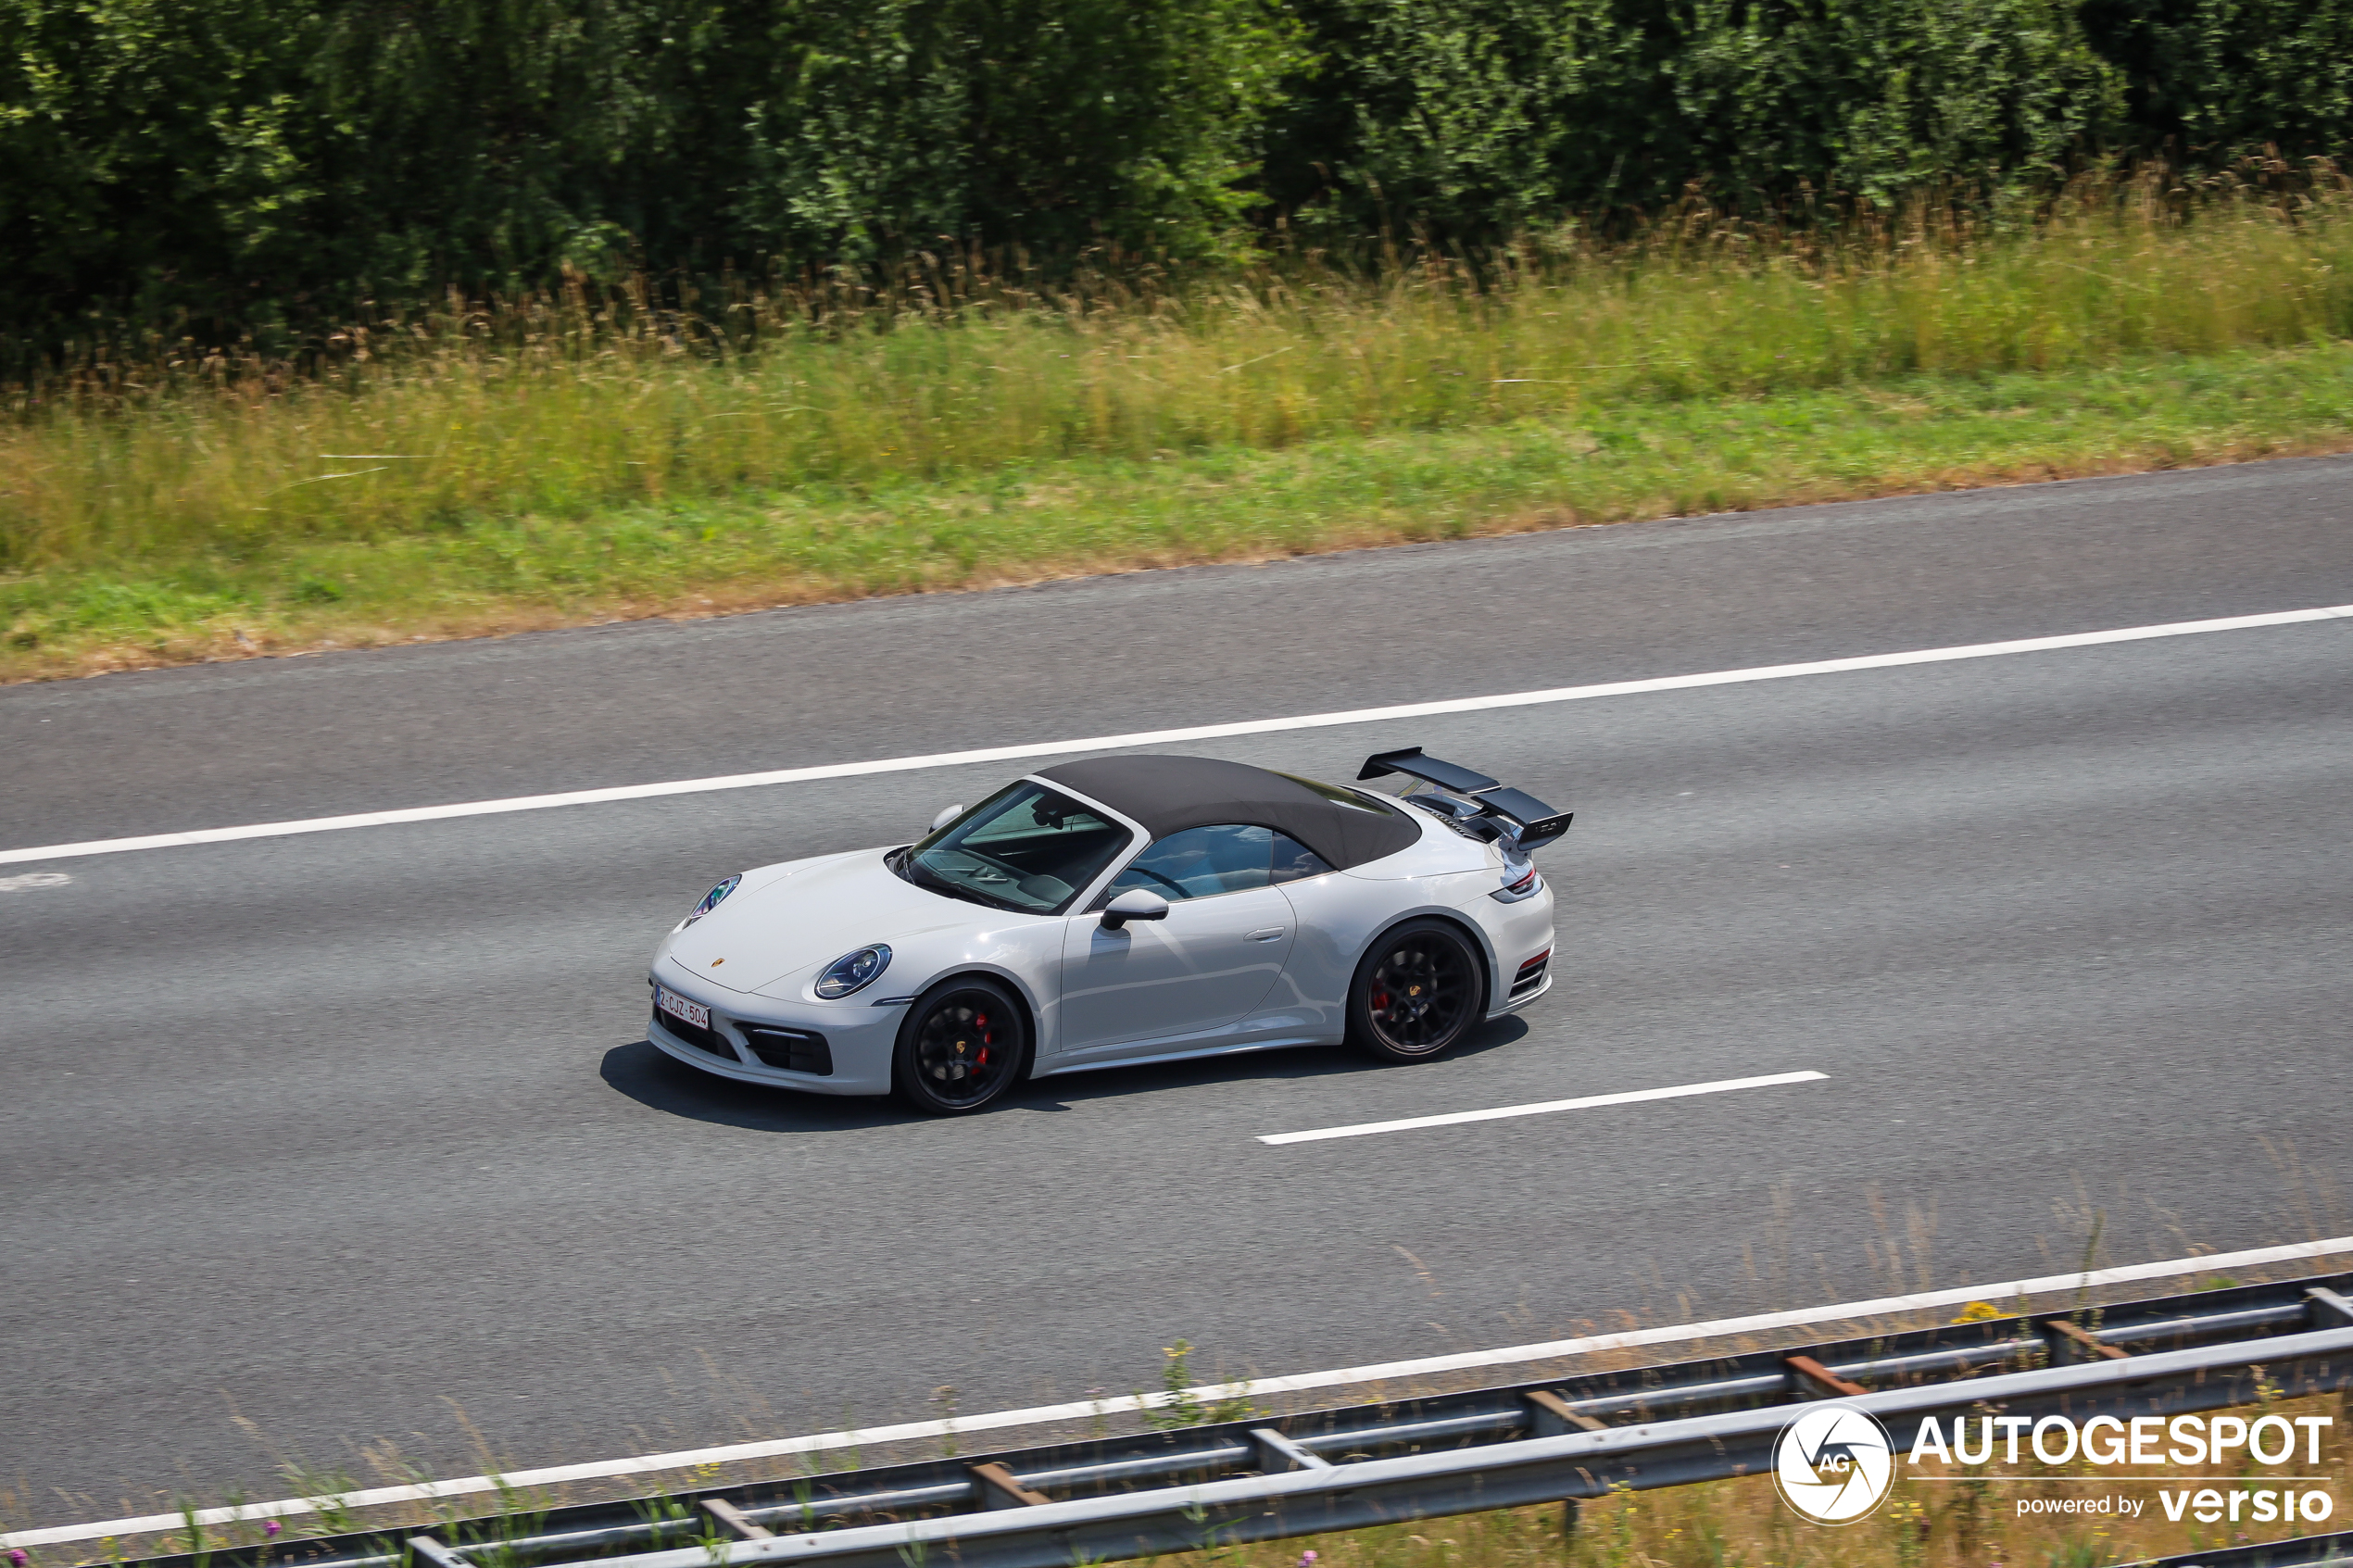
893;977;1030;1114
1347;920;1486;1062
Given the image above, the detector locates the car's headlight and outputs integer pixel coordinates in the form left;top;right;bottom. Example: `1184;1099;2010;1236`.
682;874;742;926
815;944;891;998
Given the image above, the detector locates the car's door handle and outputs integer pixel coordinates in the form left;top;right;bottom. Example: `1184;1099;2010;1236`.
1245;927;1287;942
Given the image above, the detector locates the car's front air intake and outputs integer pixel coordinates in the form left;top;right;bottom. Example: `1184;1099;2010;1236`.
651;1007;736;1061
742;1024;834;1076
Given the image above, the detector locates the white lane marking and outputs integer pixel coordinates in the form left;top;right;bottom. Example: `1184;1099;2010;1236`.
5;602;2348;869
1257;1069;1828;1145
8;1232;2347;1549
0;872;71;891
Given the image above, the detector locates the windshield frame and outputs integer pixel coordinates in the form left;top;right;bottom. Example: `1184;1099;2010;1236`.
896;780;1141;916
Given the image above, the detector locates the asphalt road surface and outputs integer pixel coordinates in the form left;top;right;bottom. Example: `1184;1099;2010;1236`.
5;458;2351;1526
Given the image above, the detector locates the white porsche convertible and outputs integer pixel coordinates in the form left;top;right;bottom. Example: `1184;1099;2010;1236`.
645;749;1567;1114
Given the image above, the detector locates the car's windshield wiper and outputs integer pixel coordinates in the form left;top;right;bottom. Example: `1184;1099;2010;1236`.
901;852;1026;913
891;848;957;896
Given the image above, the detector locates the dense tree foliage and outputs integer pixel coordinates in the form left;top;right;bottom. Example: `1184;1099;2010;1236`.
1261;0;2125;231
2;0;2347;352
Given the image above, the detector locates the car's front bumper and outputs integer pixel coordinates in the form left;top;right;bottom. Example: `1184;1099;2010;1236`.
645;968;901;1096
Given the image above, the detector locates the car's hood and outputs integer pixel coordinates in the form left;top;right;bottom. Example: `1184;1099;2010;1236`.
666;848;971;994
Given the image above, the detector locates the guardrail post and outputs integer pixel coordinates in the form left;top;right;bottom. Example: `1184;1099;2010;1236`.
1250;1429;1332;1473
1784;1355;1866;1399
1525;1389;1604;1543
2044;1319;2130;1365
969;1462;1051;1509
2308;1287;2353;1328
1521;1390;1606;1436
2322;1291;2353;1433
408;1536;469;1568
698;1499;773;1541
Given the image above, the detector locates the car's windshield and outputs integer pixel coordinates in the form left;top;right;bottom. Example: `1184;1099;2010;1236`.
901;783;1133;914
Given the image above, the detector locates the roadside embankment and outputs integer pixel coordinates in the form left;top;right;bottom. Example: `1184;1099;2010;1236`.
7;185;2350;683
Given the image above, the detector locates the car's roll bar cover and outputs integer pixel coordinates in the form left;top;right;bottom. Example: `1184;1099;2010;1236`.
1357;746;1575;849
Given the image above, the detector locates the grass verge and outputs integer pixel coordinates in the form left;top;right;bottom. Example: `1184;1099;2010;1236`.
10;177;2353;682
6;340;2352;684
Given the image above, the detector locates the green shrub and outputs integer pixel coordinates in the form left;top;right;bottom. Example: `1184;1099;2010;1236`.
3;0;2350;358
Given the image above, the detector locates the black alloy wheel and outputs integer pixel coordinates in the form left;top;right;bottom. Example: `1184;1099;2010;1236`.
1347;920;1486;1062
893;977;1029;1114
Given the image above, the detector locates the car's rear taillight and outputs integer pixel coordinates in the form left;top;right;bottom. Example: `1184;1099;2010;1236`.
1493;865;1541;901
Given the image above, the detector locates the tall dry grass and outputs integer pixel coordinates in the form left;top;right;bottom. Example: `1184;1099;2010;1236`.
5;169;2350;582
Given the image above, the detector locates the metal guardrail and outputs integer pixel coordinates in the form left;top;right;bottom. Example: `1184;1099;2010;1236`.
2130;1532;2353;1568
575;1322;2353;1568
123;1271;2353;1568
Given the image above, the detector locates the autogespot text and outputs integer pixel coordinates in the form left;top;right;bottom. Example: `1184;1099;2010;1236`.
1907;1412;2337;1525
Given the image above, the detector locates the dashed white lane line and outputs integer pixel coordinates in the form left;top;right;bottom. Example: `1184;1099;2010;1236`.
1257;1069;1829;1144
5;601;2347;868
9;1232;2350;1549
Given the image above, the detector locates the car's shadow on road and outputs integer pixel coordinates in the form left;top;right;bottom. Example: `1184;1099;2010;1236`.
599;1013;1532;1134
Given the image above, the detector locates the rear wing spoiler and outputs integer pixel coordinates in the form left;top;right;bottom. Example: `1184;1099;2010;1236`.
1356;747;1574;849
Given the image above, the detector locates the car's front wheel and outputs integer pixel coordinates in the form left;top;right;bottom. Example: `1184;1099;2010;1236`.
893;976;1030;1114
1347;920;1487;1062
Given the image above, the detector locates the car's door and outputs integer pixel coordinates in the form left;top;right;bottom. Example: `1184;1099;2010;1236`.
1057;823;1298;1057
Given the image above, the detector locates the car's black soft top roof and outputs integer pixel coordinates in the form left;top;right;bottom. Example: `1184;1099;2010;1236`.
1037;754;1420;871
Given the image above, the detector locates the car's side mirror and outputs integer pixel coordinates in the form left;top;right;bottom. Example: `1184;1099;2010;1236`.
929;804;964;833
1101;889;1170;930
